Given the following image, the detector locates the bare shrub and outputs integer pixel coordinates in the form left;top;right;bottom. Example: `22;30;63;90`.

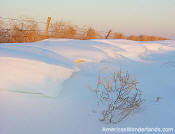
158;37;168;40
139;35;168;41
50;21;77;39
127;35;140;41
9;18;42;43
138;35;149;41
149;35;159;41
149;35;168;41
65;25;77;39
50;21;65;38
80;27;99;40
112;32;126;39
0;19;2;29
0;20;3;42
127;35;168;41
94;69;143;124
0;20;11;43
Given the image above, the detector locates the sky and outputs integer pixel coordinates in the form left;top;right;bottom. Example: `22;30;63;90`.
0;0;175;39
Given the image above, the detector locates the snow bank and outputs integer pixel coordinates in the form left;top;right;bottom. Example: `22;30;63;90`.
93;39;175;61
34;39;175;62
0;39;175;97
0;57;73;97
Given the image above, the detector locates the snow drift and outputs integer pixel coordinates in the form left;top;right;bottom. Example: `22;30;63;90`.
0;57;73;97
0;39;175;97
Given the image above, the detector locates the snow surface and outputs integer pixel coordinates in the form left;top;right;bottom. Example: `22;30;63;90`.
0;39;175;134
0;57;73;97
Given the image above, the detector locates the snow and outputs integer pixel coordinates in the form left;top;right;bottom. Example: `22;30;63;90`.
0;39;175;134
0;57;73;97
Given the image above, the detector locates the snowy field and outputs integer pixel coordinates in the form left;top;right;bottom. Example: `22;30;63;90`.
0;39;175;134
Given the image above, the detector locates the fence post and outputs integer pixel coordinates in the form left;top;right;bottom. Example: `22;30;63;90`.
44;17;51;38
105;29;112;39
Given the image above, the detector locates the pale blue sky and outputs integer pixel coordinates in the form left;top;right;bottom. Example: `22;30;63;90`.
0;0;175;38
